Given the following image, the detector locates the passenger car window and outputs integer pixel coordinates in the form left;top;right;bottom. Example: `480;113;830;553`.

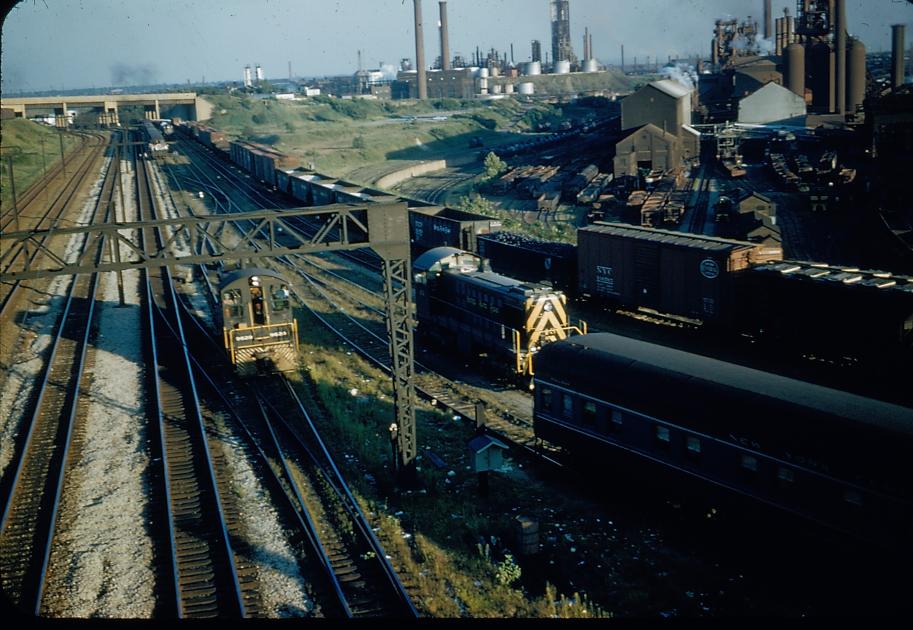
582;401;597;427
562;393;573;419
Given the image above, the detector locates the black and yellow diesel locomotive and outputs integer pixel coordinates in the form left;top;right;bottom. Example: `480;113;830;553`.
413;247;586;377
219;268;299;375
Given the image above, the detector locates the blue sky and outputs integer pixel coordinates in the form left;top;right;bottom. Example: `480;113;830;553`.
1;0;910;92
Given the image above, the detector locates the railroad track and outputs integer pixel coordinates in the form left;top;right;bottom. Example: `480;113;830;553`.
155;147;419;618
0;144;116;615
154;143;419;617
135;141;249;618
0;129;99;232
0;131;110;322
174;135;559;461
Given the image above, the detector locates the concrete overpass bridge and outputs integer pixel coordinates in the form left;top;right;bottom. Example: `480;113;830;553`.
0;93;213;126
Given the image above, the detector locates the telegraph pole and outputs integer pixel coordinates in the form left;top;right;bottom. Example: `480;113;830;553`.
5;156;20;233
58;128;67;177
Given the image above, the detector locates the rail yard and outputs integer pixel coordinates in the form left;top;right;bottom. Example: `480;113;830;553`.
3;0;913;621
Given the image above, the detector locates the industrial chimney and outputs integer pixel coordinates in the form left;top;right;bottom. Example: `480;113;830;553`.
763;0;772;41
892;24;906;90
414;0;428;99
439;1;451;71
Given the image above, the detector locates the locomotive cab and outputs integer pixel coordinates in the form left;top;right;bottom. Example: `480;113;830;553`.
219;268;299;376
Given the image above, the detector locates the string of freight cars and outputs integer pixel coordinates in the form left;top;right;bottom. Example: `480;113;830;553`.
174;121;913;367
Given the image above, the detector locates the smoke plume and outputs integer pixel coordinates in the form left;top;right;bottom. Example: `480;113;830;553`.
661;62;698;90
110;63;159;87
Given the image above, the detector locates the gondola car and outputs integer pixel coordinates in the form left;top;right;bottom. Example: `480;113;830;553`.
219;268;299;375
533;333;913;548
413;247;586;377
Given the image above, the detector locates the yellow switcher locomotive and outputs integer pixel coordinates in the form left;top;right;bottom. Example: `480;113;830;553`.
219;268;299;375
413;247;586;377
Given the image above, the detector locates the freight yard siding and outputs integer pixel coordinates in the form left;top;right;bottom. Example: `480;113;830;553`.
577;223;782;324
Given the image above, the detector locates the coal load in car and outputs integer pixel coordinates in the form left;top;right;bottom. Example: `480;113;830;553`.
477;232;577;292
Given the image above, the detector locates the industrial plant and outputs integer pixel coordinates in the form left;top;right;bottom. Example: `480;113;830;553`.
1;0;912;622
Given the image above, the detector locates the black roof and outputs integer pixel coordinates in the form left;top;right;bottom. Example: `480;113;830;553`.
537;333;913;437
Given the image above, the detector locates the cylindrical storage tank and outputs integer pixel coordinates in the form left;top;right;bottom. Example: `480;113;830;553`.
505;83;515;94
479;67;490;78
554;60;571;75
492;83;503;94
479;77;489;91
785;43;805;98
490;66;500;77
583;59;599;73
518;82;535;95
524;61;542;76
847;37;866;113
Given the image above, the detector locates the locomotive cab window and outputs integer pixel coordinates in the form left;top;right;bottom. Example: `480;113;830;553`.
271;285;291;312
222;290;243;319
249;277;266;325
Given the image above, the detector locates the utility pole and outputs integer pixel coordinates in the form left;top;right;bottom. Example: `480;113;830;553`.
58;128;67;177
5;156;20;232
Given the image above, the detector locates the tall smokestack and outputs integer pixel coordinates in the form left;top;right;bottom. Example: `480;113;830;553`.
439;1;451;71
589;33;594;61
775;17;783;56
835;0;846;115
584;27;590;60
892;24;906;90
621;44;625;73
764;0;772;41
414;0;427;99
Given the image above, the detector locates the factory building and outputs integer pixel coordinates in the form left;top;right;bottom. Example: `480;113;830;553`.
616;80;700;178
394;68;477;99
729;58;784;98
738;82;807;126
613;124;684;178
621;80;693;137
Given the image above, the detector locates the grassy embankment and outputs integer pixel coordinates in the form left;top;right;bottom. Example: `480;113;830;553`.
0;118;82;210
204;95;539;183
285;307;611;619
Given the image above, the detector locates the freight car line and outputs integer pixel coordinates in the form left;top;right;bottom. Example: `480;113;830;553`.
0;149;116;615
136;145;248;618
173;135;551;457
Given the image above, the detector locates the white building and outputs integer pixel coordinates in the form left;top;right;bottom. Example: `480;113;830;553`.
738;82;807;126
243;66;253;88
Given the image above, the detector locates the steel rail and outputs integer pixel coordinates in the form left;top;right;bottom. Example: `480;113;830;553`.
0;142;116;615
135;144;246;619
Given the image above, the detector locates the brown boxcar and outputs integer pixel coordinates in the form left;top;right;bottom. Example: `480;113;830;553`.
577;222;782;324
